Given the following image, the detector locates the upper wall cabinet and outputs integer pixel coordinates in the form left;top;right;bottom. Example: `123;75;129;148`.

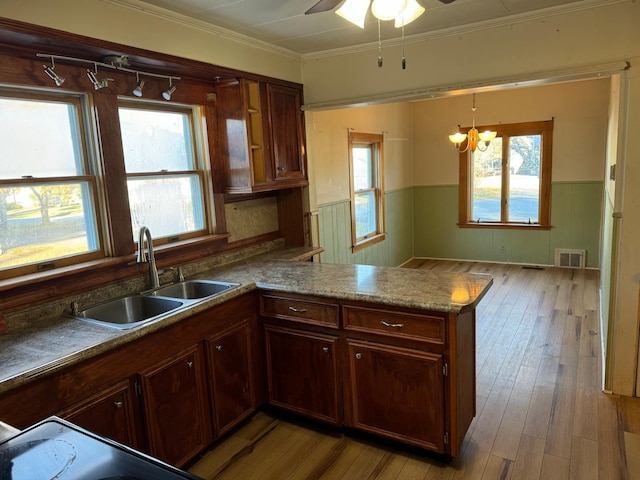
213;78;308;194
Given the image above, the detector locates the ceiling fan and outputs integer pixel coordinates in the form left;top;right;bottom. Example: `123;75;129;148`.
305;0;455;16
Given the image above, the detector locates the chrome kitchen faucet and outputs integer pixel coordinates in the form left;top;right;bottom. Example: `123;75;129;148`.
137;226;159;289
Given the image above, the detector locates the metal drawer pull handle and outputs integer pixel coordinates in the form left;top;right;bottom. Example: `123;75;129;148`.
114;401;123;409
322;346;329;354
216;345;223;351
187;360;194;369
289;306;308;313
355;353;362;360
381;321;404;328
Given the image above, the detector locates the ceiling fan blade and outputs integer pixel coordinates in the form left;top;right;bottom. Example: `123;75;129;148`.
305;0;344;15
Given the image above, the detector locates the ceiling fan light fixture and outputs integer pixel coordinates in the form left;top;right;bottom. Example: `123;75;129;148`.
371;0;407;21
394;0;425;27
336;0;370;28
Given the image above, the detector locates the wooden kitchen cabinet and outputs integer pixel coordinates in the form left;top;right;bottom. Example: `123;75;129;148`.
138;344;212;467
205;322;255;437
58;378;141;449
346;340;446;452
264;325;341;424
213;78;307;194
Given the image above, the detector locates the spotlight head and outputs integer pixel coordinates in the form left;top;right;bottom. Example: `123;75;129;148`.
133;77;145;97
162;85;177;101
43;64;65;86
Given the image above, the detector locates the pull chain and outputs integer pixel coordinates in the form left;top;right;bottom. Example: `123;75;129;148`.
377;19;383;68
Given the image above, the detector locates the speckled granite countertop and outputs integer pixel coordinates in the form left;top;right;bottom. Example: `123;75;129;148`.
0;247;492;396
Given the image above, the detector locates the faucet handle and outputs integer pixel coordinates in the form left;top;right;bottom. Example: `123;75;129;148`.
177;267;185;282
70;301;79;316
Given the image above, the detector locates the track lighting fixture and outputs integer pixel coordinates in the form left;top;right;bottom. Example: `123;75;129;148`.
86;64;113;90
37;53;180;100
43;58;65;86
162;79;177;101
133;72;145;97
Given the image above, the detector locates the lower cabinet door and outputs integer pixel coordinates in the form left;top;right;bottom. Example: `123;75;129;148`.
139;345;211;467
264;325;340;424
59;378;140;449
347;340;446;453
206;322;255;436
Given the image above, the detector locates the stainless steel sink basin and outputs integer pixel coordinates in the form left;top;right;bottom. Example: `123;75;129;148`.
150;280;239;300
76;295;185;329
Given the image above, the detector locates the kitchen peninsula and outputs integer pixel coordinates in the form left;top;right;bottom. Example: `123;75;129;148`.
0;248;492;463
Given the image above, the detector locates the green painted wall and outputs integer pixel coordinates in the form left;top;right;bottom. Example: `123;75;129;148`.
413;182;603;268
318;188;413;266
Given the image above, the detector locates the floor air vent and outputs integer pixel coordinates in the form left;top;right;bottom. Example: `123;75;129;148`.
555;249;585;268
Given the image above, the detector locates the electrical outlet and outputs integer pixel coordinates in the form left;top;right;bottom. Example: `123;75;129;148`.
500;245;506;253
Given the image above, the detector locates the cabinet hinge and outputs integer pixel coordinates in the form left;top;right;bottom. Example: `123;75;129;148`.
442;363;448;376
135;382;142;396
444;432;449;445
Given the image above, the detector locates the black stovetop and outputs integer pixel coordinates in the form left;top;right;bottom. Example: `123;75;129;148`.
0;417;202;480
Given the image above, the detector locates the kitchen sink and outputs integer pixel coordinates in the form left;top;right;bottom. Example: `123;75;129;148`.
150;280;239;300
76;295;185;329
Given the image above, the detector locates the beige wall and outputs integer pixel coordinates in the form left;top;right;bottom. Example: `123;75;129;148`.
307;102;413;206
302;2;639;107
412;79;610;186
0;0;302;83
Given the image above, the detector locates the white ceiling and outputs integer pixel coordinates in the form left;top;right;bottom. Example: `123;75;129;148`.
126;0;617;55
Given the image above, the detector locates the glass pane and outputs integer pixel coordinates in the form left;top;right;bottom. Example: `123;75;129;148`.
128;175;205;239
508;135;541;223
471;138;502;222
352;145;373;190
119;107;194;173
0;183;99;271
354;190;376;239
0;97;84;179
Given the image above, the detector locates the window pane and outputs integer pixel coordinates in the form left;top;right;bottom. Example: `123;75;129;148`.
119;107;194;172
0;97;84;178
354;190;376;239
128;175;205;238
353;146;373;190
508;135;541;223
471;138;502;222
0;183;99;271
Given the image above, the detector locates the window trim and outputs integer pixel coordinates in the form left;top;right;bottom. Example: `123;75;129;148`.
458;120;553;229
0;90;105;279
348;132;386;252
118;99;211;245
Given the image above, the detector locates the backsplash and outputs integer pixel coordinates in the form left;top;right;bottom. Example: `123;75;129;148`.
3;238;285;332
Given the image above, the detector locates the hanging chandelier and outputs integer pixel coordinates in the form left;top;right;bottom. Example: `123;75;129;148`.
448;94;497;153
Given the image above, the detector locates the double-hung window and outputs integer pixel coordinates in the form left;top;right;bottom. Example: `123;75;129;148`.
0;91;101;278
348;132;385;251
459;120;553;228
118;102;208;243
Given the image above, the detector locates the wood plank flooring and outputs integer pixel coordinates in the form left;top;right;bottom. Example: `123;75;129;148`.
188;260;640;480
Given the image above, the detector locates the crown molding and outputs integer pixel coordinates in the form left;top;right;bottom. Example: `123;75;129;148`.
101;0;303;61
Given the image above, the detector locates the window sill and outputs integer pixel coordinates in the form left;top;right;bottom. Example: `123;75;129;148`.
352;233;386;253
0;232;231;314
458;222;551;230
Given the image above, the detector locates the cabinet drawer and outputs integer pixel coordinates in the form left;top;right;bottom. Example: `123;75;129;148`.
343;305;445;345
260;294;339;328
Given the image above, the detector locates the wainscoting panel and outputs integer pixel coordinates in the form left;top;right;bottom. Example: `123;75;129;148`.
413;182;603;268
317;188;413;266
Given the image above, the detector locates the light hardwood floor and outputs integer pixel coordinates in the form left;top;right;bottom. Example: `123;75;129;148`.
188;260;640;480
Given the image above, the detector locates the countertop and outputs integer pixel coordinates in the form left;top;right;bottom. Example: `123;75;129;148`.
0;420;19;442
0;247;492;396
